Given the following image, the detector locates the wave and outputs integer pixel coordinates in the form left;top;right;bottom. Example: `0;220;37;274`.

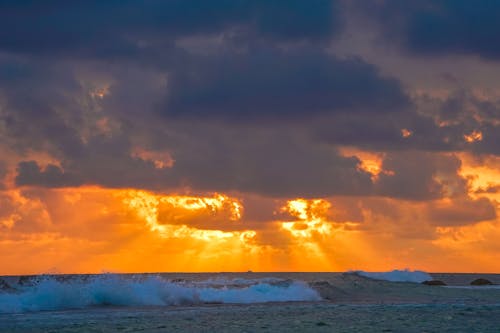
351;269;432;283
0;275;320;313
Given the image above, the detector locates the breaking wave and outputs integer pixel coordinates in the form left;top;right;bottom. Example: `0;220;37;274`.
0;275;320;313
351;269;432;283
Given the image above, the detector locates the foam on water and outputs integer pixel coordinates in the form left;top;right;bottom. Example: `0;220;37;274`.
0;275;320;313
352;269;432;283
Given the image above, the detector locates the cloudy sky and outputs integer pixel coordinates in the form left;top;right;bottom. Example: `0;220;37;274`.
1;0;500;274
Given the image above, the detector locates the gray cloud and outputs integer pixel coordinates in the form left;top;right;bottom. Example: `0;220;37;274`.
415;91;500;155
163;125;374;197
3;56;489;201
0;1;498;205
16;161;82;188
0;0;340;58
165;49;409;119
356;0;500;59
0;161;6;189
375;152;467;201
312;110;446;151
313;89;500;155
427;197;497;226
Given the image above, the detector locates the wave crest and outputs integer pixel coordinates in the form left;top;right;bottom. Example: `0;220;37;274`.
351;269;432;283
0;275;320;313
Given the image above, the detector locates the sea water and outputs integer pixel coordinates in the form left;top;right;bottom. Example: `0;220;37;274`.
2;271;500;332
0;274;320;313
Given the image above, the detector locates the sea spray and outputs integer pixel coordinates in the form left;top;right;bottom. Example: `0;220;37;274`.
0;274;320;313
351;269;432;283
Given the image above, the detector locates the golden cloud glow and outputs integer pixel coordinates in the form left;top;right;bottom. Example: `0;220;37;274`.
280;199;333;238
338;147;384;180
459;153;500;202
401;128;412;138
432;221;500;270
464;130;483;143
0;187;268;274
0;177;499;274
122;190;250;241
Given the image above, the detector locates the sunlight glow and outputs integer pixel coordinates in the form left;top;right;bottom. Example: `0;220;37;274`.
459;153;500;201
280;199;333;238
123;190;250;241
464;130;483;143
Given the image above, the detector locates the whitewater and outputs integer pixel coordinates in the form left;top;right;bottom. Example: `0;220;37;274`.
2;270;500;332
0;274;320;313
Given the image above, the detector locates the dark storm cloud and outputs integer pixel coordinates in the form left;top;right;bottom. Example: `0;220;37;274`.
14;122;376;198
15;161;82;188
166;49;409;118
13;130;179;191
164;127;374;197
375;152;467;201
0;0;340;57
2;55;487;200
0;56;85;156
358;0;500;58
0;58;172;189
312;110;446;151
0;42;412;199
1;1;498;203
415;91;500;155
13;117;474;201
314;89;500;155
422;90;500;128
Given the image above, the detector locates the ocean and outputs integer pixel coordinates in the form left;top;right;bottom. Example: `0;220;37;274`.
1;271;500;332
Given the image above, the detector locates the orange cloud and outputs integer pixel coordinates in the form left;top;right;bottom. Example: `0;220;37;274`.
459;153;500;202
338;147;385;180
0;174;499;274
0;187;264;274
463;130;483;143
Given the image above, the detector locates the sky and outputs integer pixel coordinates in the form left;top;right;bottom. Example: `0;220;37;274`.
1;0;500;274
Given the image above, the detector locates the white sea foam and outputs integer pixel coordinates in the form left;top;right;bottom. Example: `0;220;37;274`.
351;269;432;283
0;275;320;313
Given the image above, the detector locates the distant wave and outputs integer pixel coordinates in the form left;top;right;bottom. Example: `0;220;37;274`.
351;269;432;283
0;275;320;313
